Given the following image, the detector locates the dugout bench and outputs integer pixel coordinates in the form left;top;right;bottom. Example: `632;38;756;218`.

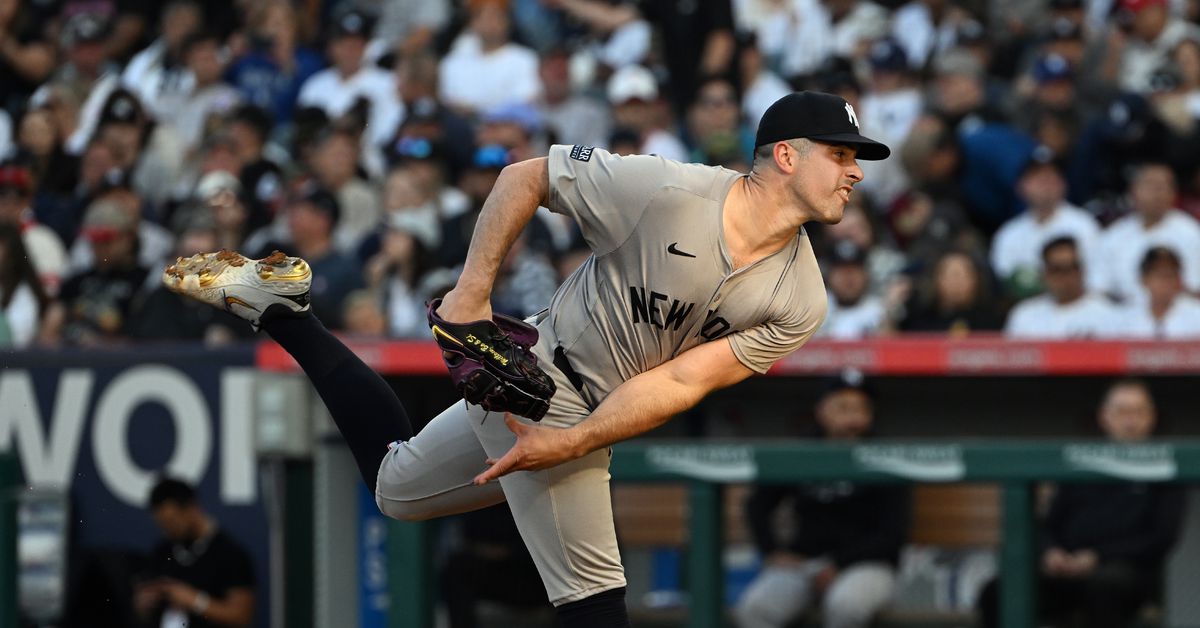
388;440;1200;628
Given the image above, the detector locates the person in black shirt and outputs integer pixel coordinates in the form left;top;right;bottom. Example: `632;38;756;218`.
135;478;255;628
735;370;909;628
977;378;1186;628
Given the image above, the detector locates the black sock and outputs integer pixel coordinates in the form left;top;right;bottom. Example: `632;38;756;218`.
555;587;630;628
262;310;413;492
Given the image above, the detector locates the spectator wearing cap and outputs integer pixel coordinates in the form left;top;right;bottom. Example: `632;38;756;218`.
819;241;889;339
51;199;149;344
1004;236;1122;338
38;12;123;156
606;64;688;162
258;184;364;328
1097;162;1200;301
225;105;285;234
0;161;68;295
477;102;545;163
991;145;1103;299
736;369;908;628
367;0;451;61
1106;0;1200;94
67;169;174;279
308;126;381;253
89;88;188;209
394;49;475;179
121;0;204;123
438;0;541;115
1118;246;1200;338
435;143;522;267
226;1;324;134
536;47;611;150
0;0;55;112
370;136;468;253
856;38;922;208
824;200;907;299
296;7;401;150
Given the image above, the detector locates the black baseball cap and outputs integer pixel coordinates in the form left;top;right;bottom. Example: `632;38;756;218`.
755;91;890;160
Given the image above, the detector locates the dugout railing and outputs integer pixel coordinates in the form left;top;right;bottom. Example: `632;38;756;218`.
388;440;1200;628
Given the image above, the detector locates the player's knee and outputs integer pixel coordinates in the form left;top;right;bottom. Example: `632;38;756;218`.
375;495;438;522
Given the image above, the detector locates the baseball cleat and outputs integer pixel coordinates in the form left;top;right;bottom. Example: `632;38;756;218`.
162;249;312;330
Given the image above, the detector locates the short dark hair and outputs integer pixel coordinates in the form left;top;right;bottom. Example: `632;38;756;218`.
149;477;197;509
1140;246;1182;275
1040;235;1078;262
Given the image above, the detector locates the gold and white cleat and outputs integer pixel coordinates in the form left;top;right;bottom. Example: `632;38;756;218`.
163;250;311;330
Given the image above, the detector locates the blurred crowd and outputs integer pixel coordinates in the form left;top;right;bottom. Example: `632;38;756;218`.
3;0;1200;348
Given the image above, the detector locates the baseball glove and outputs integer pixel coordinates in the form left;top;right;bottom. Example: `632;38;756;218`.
427;299;556;421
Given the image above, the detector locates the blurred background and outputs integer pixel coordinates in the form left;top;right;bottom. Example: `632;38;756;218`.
1;0;1200;626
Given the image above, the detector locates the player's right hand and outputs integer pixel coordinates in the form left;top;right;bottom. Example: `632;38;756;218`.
435;286;493;324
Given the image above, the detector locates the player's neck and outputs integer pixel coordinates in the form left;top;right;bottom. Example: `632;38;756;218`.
723;176;799;268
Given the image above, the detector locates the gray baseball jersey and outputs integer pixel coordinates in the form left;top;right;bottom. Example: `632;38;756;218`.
544;144;827;404
375;145;830;607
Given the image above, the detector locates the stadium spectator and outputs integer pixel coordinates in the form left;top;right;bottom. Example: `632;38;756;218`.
890;0;975;70
253;184;364;329
737;32;791;133
819;241;889;339
297;7;401;150
857;39;922;208
540;0;652;71
1097;162;1200;301
309;126;381;253
536;47;611;149
362;200;440;338
438;0;541;115
0;0;55;114
341;288;388;337
365;0;451;60
224;104;285;235
134;477;256;628
605;64;688;162
991;146;1103;299
393;50;476;179
120;0;204;123
777;0;889;81
1107;0;1200;95
52;199;148;344
168;30;243;152
1004;237;1122;339
67;170;174;278
17;105;79;205
823;200;907;299
899;248;1002;334
685;75;754;166
92;88;188;209
1121;246;1200;338
735;370;908;628
0;161;67;297
45;12;122;156
225;1;324;136
977;378;1186;628
0;222;51;347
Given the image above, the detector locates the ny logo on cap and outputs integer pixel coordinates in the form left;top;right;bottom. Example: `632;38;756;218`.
845;103;860;130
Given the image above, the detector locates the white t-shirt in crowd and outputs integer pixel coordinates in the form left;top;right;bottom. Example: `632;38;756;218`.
1004;293;1123;339
991;202;1104;291
2;282;41;348
298;66;403;148
1097;209;1200;302
1117;294;1200;339
438;35;541;113
820;295;888;339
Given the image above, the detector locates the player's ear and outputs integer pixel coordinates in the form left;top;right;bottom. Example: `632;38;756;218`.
774;141;796;174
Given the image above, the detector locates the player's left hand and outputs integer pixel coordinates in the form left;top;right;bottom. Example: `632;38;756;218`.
473;414;582;485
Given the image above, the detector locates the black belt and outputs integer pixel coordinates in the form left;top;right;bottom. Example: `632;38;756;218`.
552;346;585;392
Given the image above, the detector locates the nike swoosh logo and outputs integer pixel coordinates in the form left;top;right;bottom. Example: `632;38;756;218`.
223;292;259;312
667;242;696;258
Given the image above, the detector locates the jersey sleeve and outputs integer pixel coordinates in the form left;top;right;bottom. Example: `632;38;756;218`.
546;144;672;255
725;298;827;374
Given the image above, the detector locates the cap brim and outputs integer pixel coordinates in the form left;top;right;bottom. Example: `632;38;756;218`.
808;133;891;161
